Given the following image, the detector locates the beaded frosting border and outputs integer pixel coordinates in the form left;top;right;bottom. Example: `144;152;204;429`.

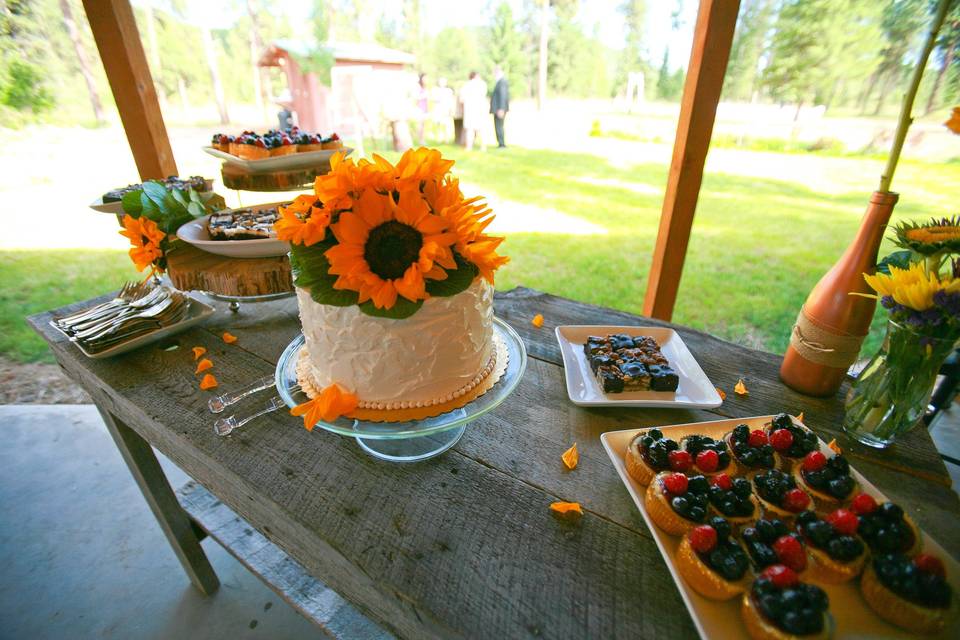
295;332;509;423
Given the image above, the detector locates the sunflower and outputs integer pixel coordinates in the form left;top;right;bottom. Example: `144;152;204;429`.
119;214;166;273
862;262;960;311
394;147;455;190
324;186;457;309
314;152;394;211
440;197;509;284
891;216;960;256
275;194;330;246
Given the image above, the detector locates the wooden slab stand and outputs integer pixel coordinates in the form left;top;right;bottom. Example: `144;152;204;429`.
166;242;292;297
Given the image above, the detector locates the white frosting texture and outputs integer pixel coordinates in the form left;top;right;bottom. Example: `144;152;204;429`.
296;278;494;406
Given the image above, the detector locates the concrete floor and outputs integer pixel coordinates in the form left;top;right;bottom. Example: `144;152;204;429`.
0;405;333;640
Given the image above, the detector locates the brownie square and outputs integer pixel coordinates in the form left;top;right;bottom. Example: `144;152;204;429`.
648;364;679;392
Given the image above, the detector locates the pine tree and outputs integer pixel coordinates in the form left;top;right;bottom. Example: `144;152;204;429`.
723;0;775;102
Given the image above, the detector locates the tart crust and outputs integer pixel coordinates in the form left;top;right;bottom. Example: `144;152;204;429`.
741;591;832;640
676;536;747;600
709;493;760;527
270;145;297;157
861;561;951;634
238;144;270;160
298;143;324;153
792;466;858;511
645;472;701;536
624;432;657;486
806;542;865;584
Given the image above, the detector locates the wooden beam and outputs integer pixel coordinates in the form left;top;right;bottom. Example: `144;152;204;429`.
643;0;740;320
82;0;177;180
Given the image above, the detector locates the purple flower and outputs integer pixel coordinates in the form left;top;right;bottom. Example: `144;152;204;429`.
881;295;896;309
921;308;943;327
934;290;960;317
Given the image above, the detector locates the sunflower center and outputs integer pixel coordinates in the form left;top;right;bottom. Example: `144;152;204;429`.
364;221;423;280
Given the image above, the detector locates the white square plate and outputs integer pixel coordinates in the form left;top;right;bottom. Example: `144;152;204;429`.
555;325;722;408
601;415;960;640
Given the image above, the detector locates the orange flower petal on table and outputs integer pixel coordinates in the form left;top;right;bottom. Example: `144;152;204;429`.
222;332;238;344
828;439;842;455
291;383;358;431
716;387;726;401
734;378;748;396
192;346;207;360
550;501;583;518
199;374;218;390
797;412;805;424
561;443;579;470
194;358;214;375
531;313;544;328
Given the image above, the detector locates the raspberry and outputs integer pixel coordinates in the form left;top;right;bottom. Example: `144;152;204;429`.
668;449;693;472
710;473;733;491
769;428;794;452
783;488;811;512
826;509;859;536
851;493;878;515
914;554;946;577
689;525;717;553
663;473;688;495
773;535;807;572
802;450;827;472
696;449;719;473
761;564;798;588
748;429;768;448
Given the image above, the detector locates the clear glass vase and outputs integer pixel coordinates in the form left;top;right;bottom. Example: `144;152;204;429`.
842;320;957;448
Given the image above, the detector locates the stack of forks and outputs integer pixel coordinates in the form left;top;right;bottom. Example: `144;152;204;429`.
55;282;191;353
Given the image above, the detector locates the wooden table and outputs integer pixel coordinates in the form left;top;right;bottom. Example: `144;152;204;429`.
29;287;960;639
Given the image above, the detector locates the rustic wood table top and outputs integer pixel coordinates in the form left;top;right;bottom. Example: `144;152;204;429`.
29;287;960;639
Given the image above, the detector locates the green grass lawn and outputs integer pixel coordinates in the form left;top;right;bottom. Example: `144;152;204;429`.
4;144;958;364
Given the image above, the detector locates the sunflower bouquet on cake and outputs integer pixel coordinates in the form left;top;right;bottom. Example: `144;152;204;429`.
276;147;508;319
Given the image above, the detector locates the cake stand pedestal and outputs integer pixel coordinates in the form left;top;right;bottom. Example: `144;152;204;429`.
275;318;527;463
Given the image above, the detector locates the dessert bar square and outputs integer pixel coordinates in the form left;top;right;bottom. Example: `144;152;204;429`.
584;333;679;394
207;207;280;241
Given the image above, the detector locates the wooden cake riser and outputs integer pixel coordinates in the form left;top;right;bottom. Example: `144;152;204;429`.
166;242;293;298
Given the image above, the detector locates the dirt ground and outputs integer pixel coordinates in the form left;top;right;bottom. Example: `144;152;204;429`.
0;357;90;404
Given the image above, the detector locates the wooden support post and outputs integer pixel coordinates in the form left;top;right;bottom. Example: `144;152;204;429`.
82;0;177;180
643;0;740;320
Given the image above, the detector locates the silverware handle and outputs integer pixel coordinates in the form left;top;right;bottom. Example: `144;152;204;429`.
208;374;276;413
213;395;284;436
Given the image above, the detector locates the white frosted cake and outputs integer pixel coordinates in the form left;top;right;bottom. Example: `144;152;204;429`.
296;279;495;410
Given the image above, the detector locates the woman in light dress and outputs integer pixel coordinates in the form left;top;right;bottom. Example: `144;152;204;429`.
459;71;487;152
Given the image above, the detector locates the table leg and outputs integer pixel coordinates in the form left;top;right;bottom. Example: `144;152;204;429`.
96;407;220;595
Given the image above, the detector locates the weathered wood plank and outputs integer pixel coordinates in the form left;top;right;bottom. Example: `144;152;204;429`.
178;480;392;639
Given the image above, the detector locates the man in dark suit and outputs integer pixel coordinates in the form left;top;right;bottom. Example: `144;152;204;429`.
490;66;509;148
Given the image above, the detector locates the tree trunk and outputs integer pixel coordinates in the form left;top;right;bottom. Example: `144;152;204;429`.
537;0;548;111
201;27;230;125
246;0;267;121
859;69;881;113
925;35;956;114
59;0;105;123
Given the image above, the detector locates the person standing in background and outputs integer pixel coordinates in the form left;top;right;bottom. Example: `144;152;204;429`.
490;66;509;148
415;73;429;146
460;71;487;152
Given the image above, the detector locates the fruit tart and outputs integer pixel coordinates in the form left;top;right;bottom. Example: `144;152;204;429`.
741;518;810;575
741;565;832;640
237;133;270;160
752;469;813;523
269;131;298;157
726;424;778;474
676;517;750;600
795;509;866;583
765;413;819;470
211;132;231;152
851;493;922;555
793;451;858;509
625;428;682;486
321;132;343;149
681;434;733;478
297;131;324;153
645;472;710;535
708;473;759;525
861;552;954;634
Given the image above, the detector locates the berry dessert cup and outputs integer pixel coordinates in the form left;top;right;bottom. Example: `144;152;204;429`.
795;510;866;583
625;428;681;486
741;518;810;575
270;133;298;157
676;517;751;600
321;132;343;149
726;424;778;474
645;472;710;536
793;451;858;510
752;469;814;524
765;414;819;470
297;132;324;153
707;473;759;526
851;493;922;556
681;434;734;478
238;134;270;160
861;553;954;634
741;565;832;640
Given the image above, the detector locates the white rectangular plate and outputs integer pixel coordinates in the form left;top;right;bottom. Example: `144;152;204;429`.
555;325;722;408
202;146;352;173
601;415;960;640
52;296;216;359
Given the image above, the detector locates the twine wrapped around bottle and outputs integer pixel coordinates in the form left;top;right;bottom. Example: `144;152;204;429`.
789;306;866;369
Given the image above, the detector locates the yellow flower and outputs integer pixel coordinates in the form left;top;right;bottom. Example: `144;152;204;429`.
863;262;960;311
394;147;455;189
119;215;165;273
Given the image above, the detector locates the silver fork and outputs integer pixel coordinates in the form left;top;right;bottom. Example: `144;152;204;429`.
208;374;276;413
72;289;171;339
56;282;149;328
74;293;178;342
214;395;286;436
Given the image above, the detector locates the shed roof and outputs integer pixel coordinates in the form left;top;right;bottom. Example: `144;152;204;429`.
260;40;415;67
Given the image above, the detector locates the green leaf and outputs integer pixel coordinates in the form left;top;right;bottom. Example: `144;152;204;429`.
200;191;226;212
170;188;189;208
290;244;359;307
141;181;169;211
425;252;478;297
121;190;142;216
186;201;204;219
877;250;913;275
359;298;423;319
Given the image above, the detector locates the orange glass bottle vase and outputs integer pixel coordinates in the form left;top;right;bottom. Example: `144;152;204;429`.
779;191;898;397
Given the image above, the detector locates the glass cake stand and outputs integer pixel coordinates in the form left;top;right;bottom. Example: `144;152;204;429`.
275;317;527;463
